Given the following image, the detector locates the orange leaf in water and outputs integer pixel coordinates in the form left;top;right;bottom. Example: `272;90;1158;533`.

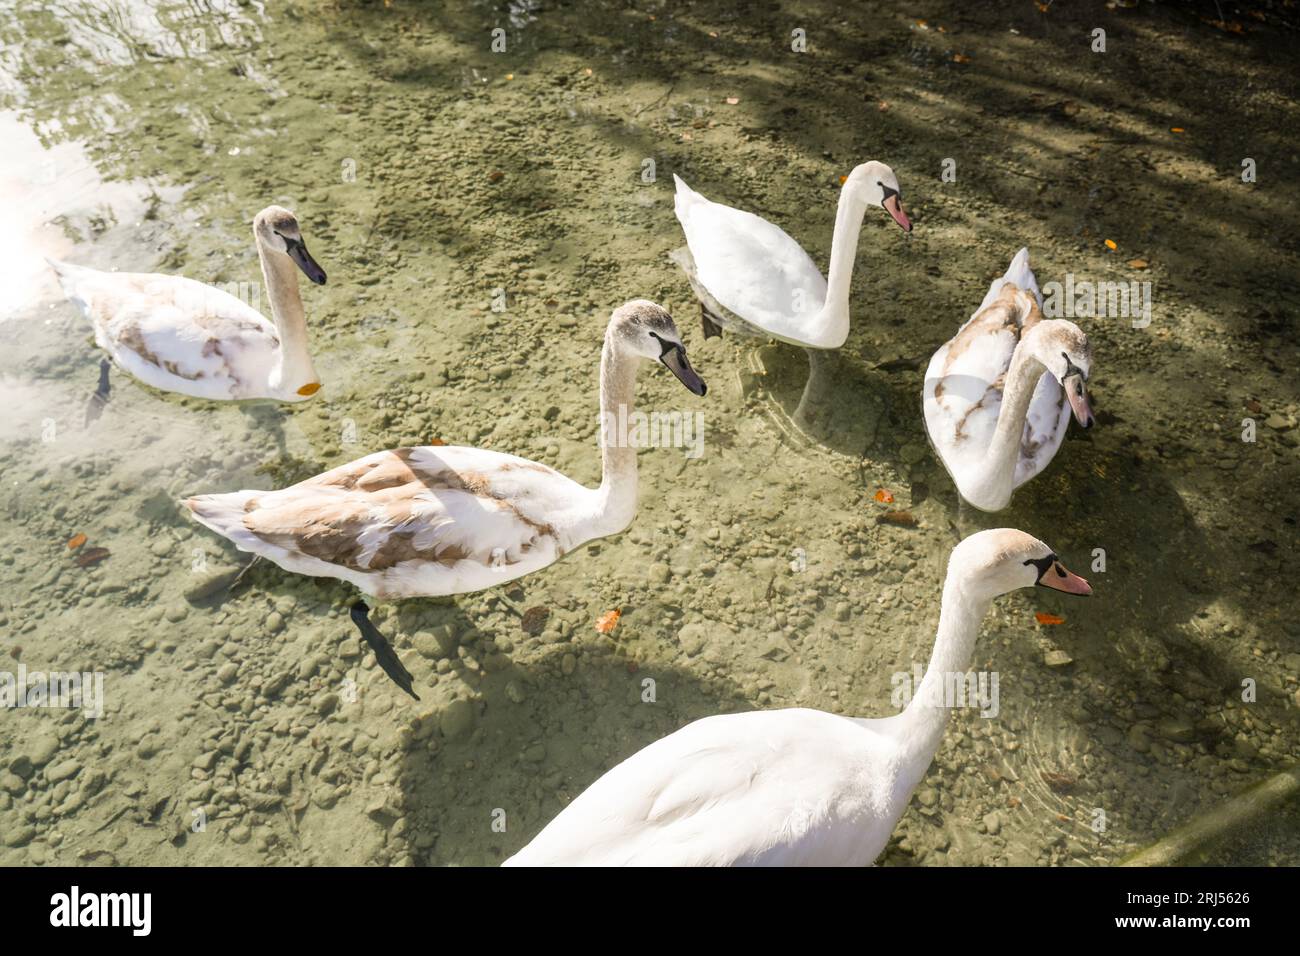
1104;239;1117;250
429;438;447;446
67;533;87;550
952;53;971;64
1170;127;1185;133
595;609;622;634
873;488;895;504
1127;258;1148;269
1035;612;1065;625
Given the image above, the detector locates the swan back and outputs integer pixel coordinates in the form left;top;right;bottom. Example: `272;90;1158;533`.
504;708;907;866
672;174;828;342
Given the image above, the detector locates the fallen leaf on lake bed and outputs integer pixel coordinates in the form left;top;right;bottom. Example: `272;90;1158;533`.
595;608;621;634
1245;399;1262;414
1104;239;1117;250
1041;770;1077;794
520;606;549;636
873;488;895;504
1035;612;1066;625
1127;258;1148;269
75;547;110;568
725;96;739;105
429;438;446;446
1170;127;1185;133
67;533;87;549
877;510;917;527
952;53;970;63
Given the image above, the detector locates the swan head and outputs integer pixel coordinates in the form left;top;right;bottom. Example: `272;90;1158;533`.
608;300;707;396
1026;320;1094;428
253;205;327;286
843;161;911;232
952;529;1092;602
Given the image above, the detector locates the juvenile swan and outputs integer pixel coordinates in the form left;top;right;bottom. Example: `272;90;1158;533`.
504;528;1091;866
185;301;707;600
923;248;1095;512
48;205;326;402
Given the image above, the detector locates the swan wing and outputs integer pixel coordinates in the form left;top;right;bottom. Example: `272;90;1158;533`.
49;262;278;397
187;446;590;598
1014;372;1072;487
504;709;893;866
673;175;827;333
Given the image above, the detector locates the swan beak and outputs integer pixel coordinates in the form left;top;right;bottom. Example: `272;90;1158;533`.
660;343;707;396
883;194;912;233
1039;561;1092;596
285;236;327;285
1064;374;1093;428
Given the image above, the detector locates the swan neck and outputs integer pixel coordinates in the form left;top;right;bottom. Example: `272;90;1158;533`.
812;190;867;347
898;572;990;760
595;335;639;530
970;345;1046;505
257;238;317;393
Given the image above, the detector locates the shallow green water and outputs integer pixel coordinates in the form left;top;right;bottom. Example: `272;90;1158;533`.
0;0;1297;866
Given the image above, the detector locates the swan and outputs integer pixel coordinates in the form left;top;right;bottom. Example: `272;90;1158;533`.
503;528;1091;866
47;205;326;403
668;161;911;349
184;301;707;602
923;248;1095;512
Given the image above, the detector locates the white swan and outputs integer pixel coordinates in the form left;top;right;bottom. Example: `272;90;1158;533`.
669;161;911;349
47;205;326;402
504;528;1092;866
923;248;1095;512
185;301;707;600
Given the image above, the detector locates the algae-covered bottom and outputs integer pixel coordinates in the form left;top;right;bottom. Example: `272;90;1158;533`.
0;0;1297;866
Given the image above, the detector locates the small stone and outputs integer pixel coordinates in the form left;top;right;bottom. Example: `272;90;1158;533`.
0;771;25;795
229;825;252;845
678;623;707;657
46;760;81;784
216;662;240;685
25;732;60;768
983;811;1002;835
1044;649;1073;667
5;825;36;848
505;681;526;704
164;604;189;623
265;612;285;634
439;698;476;739
649;563;672;585
560;653;576;676
916;788;938;808
314;692;339;717
339;638;362;660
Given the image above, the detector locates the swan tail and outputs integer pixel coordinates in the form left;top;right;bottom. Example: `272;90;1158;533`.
975;247;1041;315
46;258;98;318
672;173;705;225
185;491;266;554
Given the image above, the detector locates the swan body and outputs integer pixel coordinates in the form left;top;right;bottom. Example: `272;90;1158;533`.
923;249;1095;512
186;301;707;600
670;161;911;349
48;205;326;402
504;528;1091;867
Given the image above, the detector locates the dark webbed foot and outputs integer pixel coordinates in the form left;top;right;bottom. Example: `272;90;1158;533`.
349;600;420;701
700;303;723;340
84;359;111;427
